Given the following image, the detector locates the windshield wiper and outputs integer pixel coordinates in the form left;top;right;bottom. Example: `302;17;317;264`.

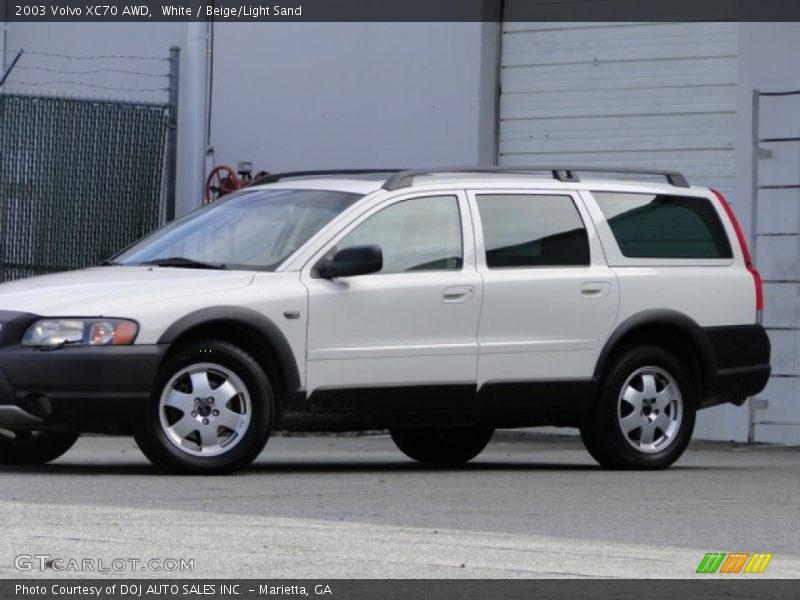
99;259;121;266
140;256;228;270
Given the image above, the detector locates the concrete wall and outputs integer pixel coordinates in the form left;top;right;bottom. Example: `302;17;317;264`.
206;22;495;188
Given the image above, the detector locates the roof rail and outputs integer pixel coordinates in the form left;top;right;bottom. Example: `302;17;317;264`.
382;166;690;191
250;169;404;187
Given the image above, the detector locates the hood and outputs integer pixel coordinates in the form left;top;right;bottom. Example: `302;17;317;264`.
0;266;255;316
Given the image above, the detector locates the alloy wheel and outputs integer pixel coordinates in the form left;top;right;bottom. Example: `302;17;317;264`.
617;366;683;453
158;362;251;457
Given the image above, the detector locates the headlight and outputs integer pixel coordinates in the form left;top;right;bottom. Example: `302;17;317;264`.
22;319;138;347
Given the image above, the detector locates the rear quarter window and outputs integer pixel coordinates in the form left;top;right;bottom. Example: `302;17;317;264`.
593;192;733;259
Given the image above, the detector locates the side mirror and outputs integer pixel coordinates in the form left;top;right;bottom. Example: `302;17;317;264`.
319;245;383;279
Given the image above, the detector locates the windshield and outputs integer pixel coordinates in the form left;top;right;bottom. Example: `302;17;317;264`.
114;189;362;270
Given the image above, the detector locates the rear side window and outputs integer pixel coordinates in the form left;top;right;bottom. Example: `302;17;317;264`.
593;192;732;259
476;194;590;268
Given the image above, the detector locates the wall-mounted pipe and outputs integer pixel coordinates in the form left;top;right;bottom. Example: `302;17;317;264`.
181;21;210;214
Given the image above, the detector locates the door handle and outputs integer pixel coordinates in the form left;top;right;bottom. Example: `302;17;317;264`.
581;281;611;298
442;285;475;303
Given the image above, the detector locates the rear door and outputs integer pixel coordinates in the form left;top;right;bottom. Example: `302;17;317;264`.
467;189;619;409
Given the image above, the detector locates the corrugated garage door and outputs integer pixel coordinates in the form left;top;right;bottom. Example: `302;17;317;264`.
498;20;738;199
499;19;748;442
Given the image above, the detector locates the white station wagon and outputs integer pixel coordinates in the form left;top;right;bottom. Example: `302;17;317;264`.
0;167;771;473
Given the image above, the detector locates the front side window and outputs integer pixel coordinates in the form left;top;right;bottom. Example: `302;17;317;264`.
476;194;590;268
115;189;361;270
593;192;733;259
335;195;463;274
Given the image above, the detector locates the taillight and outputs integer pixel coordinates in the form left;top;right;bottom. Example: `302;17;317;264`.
711;189;764;321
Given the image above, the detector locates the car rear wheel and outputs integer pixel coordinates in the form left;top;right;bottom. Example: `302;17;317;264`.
580;345;696;469
390;425;494;464
0;430;79;465
134;339;273;474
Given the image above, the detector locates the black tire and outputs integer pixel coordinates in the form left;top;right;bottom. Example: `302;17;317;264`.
0;430;79;465
390;425;494;464
134;339;274;474
580;345;697;470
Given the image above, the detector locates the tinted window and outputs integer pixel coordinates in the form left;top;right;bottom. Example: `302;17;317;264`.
593;192;733;259
336;195;462;274
476;194;590;268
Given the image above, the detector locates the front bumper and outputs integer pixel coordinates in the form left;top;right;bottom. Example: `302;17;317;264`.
0;311;166;432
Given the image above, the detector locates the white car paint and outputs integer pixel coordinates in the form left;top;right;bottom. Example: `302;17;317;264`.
465;188;620;384
301;189;483;390
0;267;255;316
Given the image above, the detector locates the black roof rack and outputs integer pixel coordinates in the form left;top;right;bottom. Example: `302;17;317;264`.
250;169;404;187
382;166;690;190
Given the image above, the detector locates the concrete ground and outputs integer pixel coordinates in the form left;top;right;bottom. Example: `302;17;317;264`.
0;433;798;579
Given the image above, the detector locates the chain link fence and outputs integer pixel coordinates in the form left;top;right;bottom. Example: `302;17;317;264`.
0;93;169;282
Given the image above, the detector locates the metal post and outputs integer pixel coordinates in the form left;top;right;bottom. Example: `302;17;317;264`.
184;22;209;213
0;48;23;89
165;45;180;222
748;88;760;444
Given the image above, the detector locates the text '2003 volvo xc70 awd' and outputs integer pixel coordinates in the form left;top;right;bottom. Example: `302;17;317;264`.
0;167;771;473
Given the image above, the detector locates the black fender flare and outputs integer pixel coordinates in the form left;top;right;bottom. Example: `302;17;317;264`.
593;309;717;391
157;306;302;396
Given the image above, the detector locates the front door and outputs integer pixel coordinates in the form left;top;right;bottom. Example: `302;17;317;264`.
301;191;482;412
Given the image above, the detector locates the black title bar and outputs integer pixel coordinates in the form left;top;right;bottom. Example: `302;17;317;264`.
4;0;800;22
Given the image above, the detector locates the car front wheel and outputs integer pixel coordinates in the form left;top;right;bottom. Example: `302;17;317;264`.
390;425;494;464
134;339;273;474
